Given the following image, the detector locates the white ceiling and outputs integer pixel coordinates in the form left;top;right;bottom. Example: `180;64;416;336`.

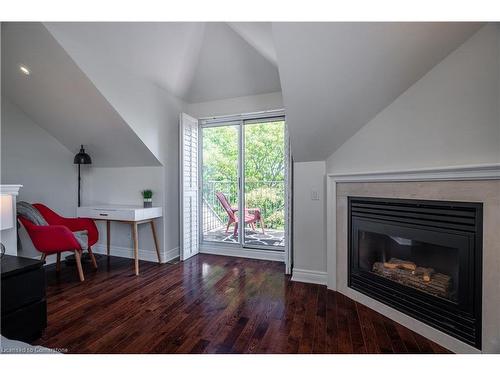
1;22;161;167
227;22;278;66
273;22;484;161
185;23;281;103
2;22;484;166
44;22;281;104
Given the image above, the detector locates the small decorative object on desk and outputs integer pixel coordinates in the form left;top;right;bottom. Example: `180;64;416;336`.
142;189;153;208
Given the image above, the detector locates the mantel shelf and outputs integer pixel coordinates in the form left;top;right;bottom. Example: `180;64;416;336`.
0;185;23;196
327;163;500;182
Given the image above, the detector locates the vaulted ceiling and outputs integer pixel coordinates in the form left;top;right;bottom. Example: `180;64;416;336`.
185;23;281;102
273;22;483;161
1;22;161;167
44;22;281;103
2;21;484;165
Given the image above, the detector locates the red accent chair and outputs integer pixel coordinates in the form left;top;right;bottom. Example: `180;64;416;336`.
18;204;98;281
215;192;265;237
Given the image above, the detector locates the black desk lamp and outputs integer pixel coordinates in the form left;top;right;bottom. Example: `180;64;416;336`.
74;145;92;207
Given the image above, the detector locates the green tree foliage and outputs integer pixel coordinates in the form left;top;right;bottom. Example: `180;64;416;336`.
202;125;239;183
202;121;285;229
245;187;285;229
244;121;285;185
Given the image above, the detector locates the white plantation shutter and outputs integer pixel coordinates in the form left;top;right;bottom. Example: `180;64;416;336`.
180;113;199;260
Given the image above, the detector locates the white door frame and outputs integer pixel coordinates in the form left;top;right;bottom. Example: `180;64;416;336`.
196;111;291;267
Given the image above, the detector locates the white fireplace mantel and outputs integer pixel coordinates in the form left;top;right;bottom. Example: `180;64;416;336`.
0;184;23;196
327;163;500;183
326;163;500;290
326;163;500;353
0;184;23;256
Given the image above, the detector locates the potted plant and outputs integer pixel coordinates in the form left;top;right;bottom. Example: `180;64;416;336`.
141;189;153;208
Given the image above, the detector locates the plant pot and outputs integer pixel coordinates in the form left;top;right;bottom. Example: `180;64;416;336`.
143;199;152;208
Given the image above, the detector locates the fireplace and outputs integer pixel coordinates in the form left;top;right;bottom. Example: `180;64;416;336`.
348;197;482;349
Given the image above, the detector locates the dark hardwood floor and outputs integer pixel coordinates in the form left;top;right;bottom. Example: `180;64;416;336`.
34;254;451;354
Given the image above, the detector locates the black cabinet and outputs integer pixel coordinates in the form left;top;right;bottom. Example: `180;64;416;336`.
1;255;47;342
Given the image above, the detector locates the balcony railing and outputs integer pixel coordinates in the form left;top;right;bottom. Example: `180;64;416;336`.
202;180;285;234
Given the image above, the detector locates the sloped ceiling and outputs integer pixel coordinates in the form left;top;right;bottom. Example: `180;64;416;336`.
44;22;281;104
1;22;161;167
2;21;485;166
44;22;207;100
45;23;184;166
273;22;484;161
1;21;281;169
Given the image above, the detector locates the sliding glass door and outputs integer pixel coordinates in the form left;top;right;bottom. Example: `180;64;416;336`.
200;116;286;251
243;119;285;249
201;123;240;244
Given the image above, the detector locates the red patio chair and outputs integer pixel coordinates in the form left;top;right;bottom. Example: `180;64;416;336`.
215;191;265;237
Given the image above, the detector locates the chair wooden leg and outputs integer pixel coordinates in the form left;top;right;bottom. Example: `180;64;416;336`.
132;223;139;276
56;253;61;272
74;250;85;282
225;221;231;233
260;217;265;234
106;220;111;256
88;246;98;269
250;222;256;231
40;253;46;262
150;220;161;263
233;222;238;237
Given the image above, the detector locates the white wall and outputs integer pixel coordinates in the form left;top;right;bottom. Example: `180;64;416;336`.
292;161;326;279
74;64;182;261
1;97;76;257
326;24;500;174
1;97;76;215
1;98;177;262
43;34;185;258
80;166;176;260
185;91;283;118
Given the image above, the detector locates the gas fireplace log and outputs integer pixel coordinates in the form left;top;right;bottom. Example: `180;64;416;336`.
383;258;417;271
413;267;435;282
372;262;451;298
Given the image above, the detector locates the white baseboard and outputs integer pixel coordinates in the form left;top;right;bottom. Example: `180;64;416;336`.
93;244;179;263
200;244;285;262
291;268;328;285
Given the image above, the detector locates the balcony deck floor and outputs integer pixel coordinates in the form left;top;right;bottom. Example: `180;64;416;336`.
203;227;285;248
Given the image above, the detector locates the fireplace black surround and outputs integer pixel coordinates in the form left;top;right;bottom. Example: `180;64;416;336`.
348;197;482;349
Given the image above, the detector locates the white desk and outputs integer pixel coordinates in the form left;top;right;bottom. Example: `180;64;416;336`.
77;205;163;275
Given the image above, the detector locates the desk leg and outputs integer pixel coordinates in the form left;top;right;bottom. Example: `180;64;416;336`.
150;220;161;263
106;220;111;256
132;222;139;275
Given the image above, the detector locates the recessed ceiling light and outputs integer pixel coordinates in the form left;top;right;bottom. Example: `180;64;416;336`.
19;65;30;75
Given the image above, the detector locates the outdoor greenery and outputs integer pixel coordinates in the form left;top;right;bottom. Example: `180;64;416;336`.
245;186;284;228
202;121;285;229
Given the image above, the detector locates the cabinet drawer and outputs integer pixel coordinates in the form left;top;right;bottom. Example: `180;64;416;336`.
1;300;47;342
77;208;136;221
77;206;163;221
1;267;45;314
